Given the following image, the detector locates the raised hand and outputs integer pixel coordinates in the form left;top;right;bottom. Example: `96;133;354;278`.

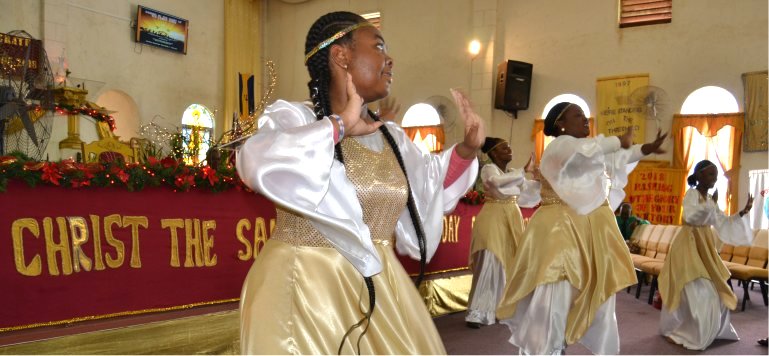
450;88;485;159
339;72;382;136
641;130;668;155
524;152;537;173
618;126;634;149
712;189;719;204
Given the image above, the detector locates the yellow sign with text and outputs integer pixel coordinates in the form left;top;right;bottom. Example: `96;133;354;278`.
596;74;649;144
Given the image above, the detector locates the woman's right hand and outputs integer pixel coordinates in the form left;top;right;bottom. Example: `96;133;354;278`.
524;152;537;173
641;130;668;155
618;126;634;149
336;73;382;137
743;194;754;213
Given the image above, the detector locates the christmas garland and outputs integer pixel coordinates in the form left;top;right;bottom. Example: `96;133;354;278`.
0;153;247;193
54;104;117;132
460;189;485;205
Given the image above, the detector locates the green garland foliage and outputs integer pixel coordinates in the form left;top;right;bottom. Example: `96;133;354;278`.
0;151;246;193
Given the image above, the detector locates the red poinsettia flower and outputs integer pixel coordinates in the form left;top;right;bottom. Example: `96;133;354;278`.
174;173;195;190
161;157;179;168
116;170;129;183
109;166;129;183
147;156;160;166
70;179;91;188
41;163;62;185
201;166;219;185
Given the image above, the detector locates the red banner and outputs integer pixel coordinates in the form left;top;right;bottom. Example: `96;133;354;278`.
397;202;483;275
1;182;493;331
1;182;275;331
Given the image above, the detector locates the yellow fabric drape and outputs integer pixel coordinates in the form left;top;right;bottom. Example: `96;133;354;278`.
531;118;595;163
224;0;263;135
532;120;545;163
658;226;737;312
672;113;744;214
403;125;445;152
742;71;768;151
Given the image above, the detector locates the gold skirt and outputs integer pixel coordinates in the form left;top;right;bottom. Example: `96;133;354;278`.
496;203;637;345
658;226;736;312
469;200;525;276
240;239;446;355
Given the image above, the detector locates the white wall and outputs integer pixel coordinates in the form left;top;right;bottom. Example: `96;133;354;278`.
0;0;42;38
1;0;224;148
263;0;768;206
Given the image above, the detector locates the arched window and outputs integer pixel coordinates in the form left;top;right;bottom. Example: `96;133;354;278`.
181;104;215;165
674;86;742;213
532;94;594;162
681;86;739;115
402;103;443;154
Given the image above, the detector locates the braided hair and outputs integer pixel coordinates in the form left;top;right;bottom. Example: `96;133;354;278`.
687;159;716;187
543;102;572;137
305;11;428;354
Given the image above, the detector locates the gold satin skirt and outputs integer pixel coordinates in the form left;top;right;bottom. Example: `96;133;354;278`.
658;226;736;312
240;239;446;355
469;200;524;276
496;203;637;345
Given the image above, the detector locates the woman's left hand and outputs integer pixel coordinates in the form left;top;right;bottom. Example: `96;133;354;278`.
524;152;538;174
450;88;485;159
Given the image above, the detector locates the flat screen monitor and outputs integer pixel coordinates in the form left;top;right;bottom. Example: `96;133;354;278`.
135;5;188;54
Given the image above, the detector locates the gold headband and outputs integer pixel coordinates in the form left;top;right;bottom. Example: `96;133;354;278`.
553;103;574;124
304;22;375;64
486;141;506;154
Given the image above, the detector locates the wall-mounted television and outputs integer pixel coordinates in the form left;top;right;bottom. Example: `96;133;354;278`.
135;5;188;54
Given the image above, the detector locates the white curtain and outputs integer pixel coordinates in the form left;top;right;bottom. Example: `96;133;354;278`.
749;169;769;229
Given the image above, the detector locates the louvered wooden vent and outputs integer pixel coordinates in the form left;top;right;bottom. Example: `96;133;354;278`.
619;0;672;28
361;12;381;29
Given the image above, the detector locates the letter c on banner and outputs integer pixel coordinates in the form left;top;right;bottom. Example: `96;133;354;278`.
12;218;42;276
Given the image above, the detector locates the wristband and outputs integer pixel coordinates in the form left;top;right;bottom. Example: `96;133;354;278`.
329;114;344;140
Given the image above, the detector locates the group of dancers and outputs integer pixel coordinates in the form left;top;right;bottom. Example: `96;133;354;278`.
465;108;755;354
235;10;755;355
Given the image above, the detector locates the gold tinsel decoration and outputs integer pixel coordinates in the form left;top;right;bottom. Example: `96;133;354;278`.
218;60;277;146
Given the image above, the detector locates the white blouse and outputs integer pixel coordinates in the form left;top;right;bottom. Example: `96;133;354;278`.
683;188;753;246
480;164;541;208
540;134;644;215
236;100;478;277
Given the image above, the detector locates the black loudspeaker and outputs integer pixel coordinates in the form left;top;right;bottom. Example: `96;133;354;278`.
494;60;533;114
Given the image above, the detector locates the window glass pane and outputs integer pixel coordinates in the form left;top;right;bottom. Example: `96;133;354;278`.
181;104;215;165
681;86;739;114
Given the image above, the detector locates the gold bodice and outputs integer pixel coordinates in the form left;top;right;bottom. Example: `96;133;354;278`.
533;170;564;206
271;132;408;247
